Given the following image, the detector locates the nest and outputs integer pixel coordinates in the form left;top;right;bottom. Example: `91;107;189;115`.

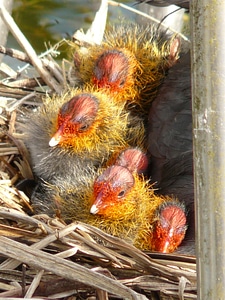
0;1;195;299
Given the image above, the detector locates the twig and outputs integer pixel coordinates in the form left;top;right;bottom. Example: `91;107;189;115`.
0;62;17;78
0;45;31;63
24;270;44;298
6;92;37;113
2;77;45;90
0;45;64;87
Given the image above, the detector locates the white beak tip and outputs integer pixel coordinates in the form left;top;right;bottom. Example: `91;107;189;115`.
49;137;59;147
90;204;98;214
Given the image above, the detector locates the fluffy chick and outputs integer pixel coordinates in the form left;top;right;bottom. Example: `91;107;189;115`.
72;23;180;113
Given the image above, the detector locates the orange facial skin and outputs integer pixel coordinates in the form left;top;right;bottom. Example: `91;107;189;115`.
150;202;187;253
90;165;134;216
49;94;99;147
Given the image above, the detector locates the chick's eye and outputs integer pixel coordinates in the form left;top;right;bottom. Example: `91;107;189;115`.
119;79;125;87
117;190;125;198
78;123;89;132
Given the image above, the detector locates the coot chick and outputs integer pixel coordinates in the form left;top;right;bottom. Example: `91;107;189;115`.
73;23;180;115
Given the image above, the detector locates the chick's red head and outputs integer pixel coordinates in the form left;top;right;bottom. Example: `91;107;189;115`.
93;49;129;92
150;202;187;253
90;165;134;216
115;148;149;174
49;94;99;147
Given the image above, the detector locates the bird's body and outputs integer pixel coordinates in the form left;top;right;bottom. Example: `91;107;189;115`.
147;52;194;254
73;23;180;115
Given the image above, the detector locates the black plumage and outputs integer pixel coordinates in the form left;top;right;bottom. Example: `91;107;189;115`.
147;52;194;254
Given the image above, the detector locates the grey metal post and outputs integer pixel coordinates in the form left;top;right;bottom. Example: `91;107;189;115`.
191;0;225;298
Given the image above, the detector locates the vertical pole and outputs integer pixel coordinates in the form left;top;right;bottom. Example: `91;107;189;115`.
191;0;225;298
